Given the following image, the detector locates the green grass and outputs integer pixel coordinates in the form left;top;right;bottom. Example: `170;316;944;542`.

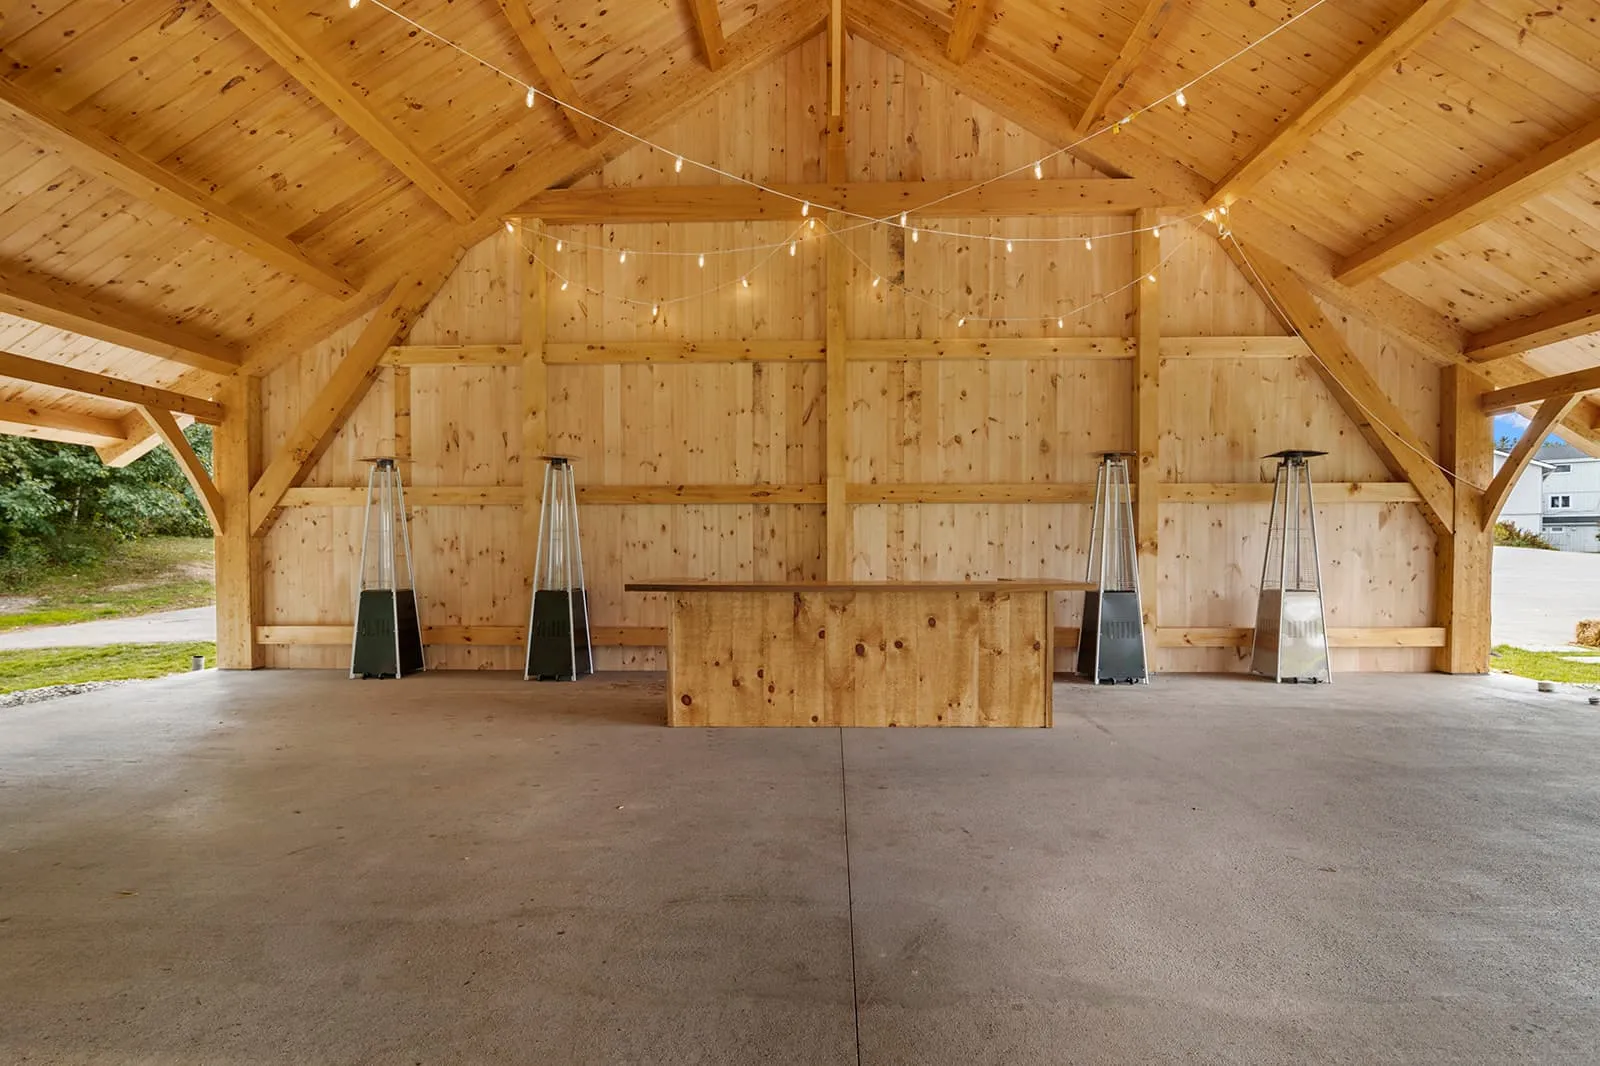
1491;644;1600;685
0;537;214;630
0;642;216;696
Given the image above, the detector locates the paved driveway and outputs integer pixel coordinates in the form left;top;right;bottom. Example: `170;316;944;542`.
1492;546;1600;649
0;607;216;651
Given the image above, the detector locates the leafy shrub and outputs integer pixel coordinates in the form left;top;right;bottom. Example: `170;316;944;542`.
1494;521;1555;550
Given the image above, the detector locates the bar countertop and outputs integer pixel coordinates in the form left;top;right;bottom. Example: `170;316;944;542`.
625;579;1094;593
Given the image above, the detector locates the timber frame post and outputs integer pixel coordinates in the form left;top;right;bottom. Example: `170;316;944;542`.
1434;364;1493;674
215;374;263;669
1132;207;1161;658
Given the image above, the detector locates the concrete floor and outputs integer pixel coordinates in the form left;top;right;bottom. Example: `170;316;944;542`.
3;671;1599;1064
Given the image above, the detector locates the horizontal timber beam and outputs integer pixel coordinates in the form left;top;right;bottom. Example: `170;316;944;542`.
1466;291;1600;363
275;482;1423;508
382;344;524;367
0;398;128;446
1481;364;1600;412
98;409;192;467
518;179;1166;222
254;624;1445;649
0;264;242;374
0;349;223;422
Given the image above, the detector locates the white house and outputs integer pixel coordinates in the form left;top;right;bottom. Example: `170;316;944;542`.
1535;442;1600;553
1492;449;1551;534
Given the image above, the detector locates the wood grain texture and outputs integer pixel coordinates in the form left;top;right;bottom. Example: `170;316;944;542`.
0;349;223;423
1434;365;1491;673
663;587;1054;726
138;404;223;534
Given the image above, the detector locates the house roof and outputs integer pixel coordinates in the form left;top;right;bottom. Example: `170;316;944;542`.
1537;441;1595;463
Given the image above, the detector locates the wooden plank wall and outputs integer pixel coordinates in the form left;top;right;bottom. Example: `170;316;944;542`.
256;37;1440;673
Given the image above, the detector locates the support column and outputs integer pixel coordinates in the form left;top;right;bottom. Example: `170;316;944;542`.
1434;363;1492;673
522;219;549;549
823;13;851;581
215;373;262;669
1132;208;1161;658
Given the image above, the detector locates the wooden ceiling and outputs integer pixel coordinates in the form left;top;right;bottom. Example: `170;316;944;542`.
1;0;1598;451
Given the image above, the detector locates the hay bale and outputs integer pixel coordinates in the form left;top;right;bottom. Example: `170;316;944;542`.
1575;620;1600;648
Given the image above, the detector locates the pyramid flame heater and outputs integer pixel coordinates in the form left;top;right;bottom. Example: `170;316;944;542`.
1077;451;1149;684
1250;450;1331;684
525;456;593;681
350;457;425;679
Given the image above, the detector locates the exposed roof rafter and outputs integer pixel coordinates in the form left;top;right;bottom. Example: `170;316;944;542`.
0;77;354;297
493;0;603;145
1337;115;1600;284
685;0;728;70
0;264;242;375
1467;291;1600;363
1481;363;1600;412
1210;0;1466;207
209;0;479;222
1075;0;1172;135
0;349;224;423
946;0;990;64
0;397;129;447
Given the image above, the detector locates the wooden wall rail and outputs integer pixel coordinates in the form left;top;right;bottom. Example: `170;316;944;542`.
255;624;1445;649
274;482;1422;507
381;336;1310;366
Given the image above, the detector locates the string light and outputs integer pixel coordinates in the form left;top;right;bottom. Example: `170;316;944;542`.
674;156;684;173
348;0;359;7
1151;227;1160;240
555;239;563;252
525;86;535;108
698;253;705;267
1203;210;1216;223
789;240;797;256
1005;240;1013;253
911;229;919;243
560;279;568;291
872;276;880;287
801;201;810;217
741;276;750;288
1084;238;1093;250
619;249;628;263
900;212;908;227
1175;89;1188;108
1147;273;1157;283
1034;161;1044;179
957;316;966;327
808;218;816;230
504;220;513;233
1057;317;1064;328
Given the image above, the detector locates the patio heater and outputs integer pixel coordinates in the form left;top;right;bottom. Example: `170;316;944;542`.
524;456;593;681
350;457;425;679
1250;450;1331;684
1078;451;1149;684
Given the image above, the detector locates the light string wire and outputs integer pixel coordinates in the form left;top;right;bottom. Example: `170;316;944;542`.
359;0;1332;251
519;217;1197;326
1226;233;1489;494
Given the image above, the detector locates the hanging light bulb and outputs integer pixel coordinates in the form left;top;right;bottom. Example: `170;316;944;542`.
872;276;880;288
619;249;628;263
560;279;569;291
504;220;514;234
1005;239;1014;253
741;276;750;288
1034;161;1044;179
674;156;684;173
808;218;816;231
1147;273;1157;283
957;316;966;327
1084;238;1093;250
911;228;919;243
554;239;563;252
698;253;705;268
1203;209;1216;223
900;212;909;227
1217;204;1229;216
651;303;660;317
1057;316;1064;329
789;240;797;256
526;86;538;108
1150;227;1160;240
801;201;810;217
348;0;360;8
1175;89;1188;108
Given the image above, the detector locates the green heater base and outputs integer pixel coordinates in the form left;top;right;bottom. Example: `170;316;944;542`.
351;589;425;679
526;589;592;681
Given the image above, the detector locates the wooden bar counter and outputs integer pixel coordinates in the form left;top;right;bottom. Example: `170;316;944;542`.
625;581;1091;727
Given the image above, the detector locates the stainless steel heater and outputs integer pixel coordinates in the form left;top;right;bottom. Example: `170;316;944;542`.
350;457;425;679
524;456;593;681
1078;451;1149;684
1250;450;1331;684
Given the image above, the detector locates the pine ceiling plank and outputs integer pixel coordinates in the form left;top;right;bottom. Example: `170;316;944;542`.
0;349;223;422
494;0;602;145
0;263;242;374
1336;114;1600;284
0;396;129;446
1210;0;1468;206
517;178;1163;220
945;0;988;64
0;76;355;297
208;0;478;223
685;0;728;71
1468;291;1600;364
1074;0;1173;135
